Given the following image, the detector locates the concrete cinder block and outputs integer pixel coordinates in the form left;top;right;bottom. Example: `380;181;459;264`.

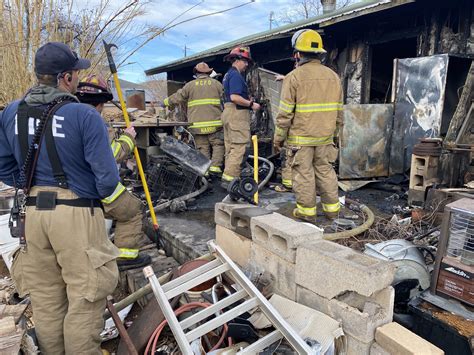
296;240;396;298
251;212;323;263
329;298;392;343
370;342;390;355
251;242;296;300
298;286;394;320
347;334;373;355
296;286;331;315
297;286;394;343
215;202;254;230
375;322;444;355
215;225;251;267
230;207;272;238
336;287;395;320
409;155;439;190
372;287;395;318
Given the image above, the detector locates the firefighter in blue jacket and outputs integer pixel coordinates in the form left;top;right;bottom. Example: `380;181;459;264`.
0;42;122;354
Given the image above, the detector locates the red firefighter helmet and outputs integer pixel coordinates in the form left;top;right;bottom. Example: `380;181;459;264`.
77;74;113;104
223;46;253;63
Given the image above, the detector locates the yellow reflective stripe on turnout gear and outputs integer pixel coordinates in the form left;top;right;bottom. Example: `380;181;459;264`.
189;120;223;128
209;166;222;173
296;203;316;216
198;127;217;134
279;100;295;113
117;134;135;151
282;179;292;188
295;102;343;113
222;173;235;182
287;135;333;146
163;97;169;106
322;202;341;213
118;248;139;259
187;98;221;107
111;141;121;158
101;182;126;204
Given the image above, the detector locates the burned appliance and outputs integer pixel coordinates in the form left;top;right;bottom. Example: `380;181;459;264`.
431;198;474;306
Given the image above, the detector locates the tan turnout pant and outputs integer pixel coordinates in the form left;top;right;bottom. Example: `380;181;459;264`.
289;144;340;217
222;103;250;181
194;130;225;171
103;190;147;249
281;147;293;188
11;186;120;355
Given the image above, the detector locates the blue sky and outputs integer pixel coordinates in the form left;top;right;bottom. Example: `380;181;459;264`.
102;0;296;83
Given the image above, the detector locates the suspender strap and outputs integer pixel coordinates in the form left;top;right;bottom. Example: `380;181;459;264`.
16;99;73;189
44;100;72;188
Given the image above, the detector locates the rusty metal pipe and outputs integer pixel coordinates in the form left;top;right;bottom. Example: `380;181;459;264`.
106;296;138;355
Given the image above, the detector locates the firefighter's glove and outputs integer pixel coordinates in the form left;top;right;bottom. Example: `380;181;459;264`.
273;138;284;154
124;125;137;139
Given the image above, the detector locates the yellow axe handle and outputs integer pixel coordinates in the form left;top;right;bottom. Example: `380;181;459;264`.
111;73;159;229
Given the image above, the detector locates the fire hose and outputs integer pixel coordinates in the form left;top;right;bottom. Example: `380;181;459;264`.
248;155;274;190
145;302;228;354
323;198;375;241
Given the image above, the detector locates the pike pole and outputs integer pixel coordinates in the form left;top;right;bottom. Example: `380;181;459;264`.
103;41;159;231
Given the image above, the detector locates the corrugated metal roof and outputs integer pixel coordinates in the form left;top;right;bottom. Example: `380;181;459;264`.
145;0;413;76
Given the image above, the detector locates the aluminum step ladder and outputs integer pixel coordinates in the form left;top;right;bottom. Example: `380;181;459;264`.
143;240;314;354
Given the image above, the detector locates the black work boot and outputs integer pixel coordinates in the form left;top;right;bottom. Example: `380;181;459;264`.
117;252;152;271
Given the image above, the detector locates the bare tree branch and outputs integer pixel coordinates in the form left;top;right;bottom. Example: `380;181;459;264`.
116;0;255;68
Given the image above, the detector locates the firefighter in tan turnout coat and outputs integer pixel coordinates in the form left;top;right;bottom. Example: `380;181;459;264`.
164;62;225;174
274;29;343;222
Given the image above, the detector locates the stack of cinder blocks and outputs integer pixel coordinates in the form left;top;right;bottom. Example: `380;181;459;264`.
214;202;442;355
408;154;439;205
296;240;397;354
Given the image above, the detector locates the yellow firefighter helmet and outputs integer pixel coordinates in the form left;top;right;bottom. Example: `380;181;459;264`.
291;29;326;54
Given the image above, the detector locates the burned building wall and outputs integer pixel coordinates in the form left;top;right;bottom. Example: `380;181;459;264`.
343;43;365;105
324;0;473;105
